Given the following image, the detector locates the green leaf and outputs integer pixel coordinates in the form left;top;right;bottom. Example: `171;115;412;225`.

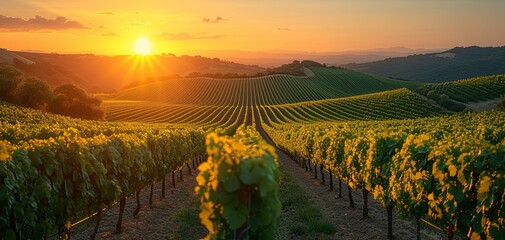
223;204;248;230
489;223;505;239
218;191;237;204
239;162;263;185
259;178;271;197
258;207;272;226
217;162;231;182
223;173;241;192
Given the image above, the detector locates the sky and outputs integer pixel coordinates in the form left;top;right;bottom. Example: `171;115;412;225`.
1;0;505;55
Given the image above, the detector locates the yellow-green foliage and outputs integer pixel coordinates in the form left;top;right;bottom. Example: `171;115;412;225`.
266;111;505;239
0;103;205;239
196;126;281;240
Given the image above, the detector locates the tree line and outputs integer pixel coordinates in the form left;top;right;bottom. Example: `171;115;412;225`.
0;65;104;120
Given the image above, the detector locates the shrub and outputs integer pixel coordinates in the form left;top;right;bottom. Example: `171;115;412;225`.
0;65;23;101
10;78;52;110
48;84;104;120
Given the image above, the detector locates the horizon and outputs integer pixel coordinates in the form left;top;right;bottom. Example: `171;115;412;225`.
1;0;505;56
2;45;452;56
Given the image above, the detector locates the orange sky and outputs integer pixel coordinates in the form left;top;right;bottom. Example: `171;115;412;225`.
1;0;505;55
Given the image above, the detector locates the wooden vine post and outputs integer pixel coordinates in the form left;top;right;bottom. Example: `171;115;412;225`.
133;191;141;217
387;205;393;239
348;185;355;208
116;197;126;233
361;189;369;219
329;169;334;191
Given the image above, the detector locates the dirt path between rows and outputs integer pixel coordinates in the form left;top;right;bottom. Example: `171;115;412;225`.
465;98;500;112
253;109;444;239
72;115;446;239
269;143;442;239
72;168;207;240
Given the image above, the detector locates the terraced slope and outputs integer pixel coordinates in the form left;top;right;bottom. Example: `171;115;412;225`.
104;101;252;132
101;67;505;128
105;67;421;106
258;88;444;125
417;75;505;103
102;67;429;128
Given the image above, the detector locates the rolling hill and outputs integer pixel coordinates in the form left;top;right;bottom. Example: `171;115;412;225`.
104;67;422;106
1;49;266;92
2;62;505;240
100;66;505;128
344;46;505;82
417;74;505;103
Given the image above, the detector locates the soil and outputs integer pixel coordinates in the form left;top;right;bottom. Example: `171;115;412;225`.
465;98;500;112
72;117;446;239
255;119;445;240
72;168;207;240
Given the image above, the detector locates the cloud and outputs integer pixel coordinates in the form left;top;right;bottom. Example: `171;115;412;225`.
278;28;290;31
0;15;88;32
100;12;114;15
102;32;119;37
159;32;225;41
203;16;226;23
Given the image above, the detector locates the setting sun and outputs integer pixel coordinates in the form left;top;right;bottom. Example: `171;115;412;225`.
133;37;153;55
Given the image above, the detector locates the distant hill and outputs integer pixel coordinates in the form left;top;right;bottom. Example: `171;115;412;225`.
0;49;34;65
1;49;266;93
344;46;505;82
194;47;441;67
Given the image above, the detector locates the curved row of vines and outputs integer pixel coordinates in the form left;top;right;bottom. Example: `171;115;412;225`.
264;111;505;239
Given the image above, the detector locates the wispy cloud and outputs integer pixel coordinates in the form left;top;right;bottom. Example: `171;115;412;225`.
102;32;119;37
100;12;114;15
159;32;225;41
0;15;88;32
203;16;227;24
278;28;290;31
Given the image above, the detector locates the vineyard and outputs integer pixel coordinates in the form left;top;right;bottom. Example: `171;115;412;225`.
1;66;505;239
106;67;421;106
417;75;505;103
264;111;505;239
0;102;206;239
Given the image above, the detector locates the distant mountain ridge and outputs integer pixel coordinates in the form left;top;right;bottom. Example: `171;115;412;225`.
192;47;441;67
344;46;505;82
0;49;265;93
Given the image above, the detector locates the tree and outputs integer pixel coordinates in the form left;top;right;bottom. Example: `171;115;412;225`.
11;77;53;110
48;84;105;120
186;72;202;78
0;65;23;101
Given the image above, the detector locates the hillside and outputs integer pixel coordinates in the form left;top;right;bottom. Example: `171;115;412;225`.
0;48;34;65
3;50;266;92
417;74;505;103
103;88;442;125
104;67;421;106
345;46;505;82
192;47;441;67
258;88;443;125
4;60;505;240
101;68;505;127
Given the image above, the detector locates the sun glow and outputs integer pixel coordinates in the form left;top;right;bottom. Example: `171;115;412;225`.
133;37;153;55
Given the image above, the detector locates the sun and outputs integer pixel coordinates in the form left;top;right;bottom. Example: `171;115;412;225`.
133;37;153;55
